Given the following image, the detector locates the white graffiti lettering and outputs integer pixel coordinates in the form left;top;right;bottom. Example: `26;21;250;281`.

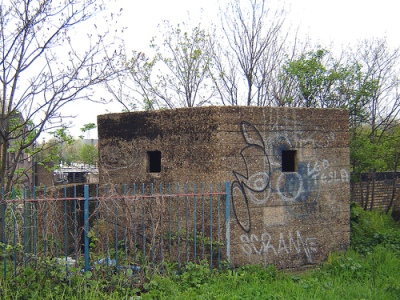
307;160;349;184
240;231;318;263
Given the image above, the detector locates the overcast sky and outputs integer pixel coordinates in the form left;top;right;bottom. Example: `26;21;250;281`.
67;0;400;139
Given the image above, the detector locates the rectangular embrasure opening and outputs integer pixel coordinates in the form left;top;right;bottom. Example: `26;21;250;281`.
282;150;296;172
148;151;161;173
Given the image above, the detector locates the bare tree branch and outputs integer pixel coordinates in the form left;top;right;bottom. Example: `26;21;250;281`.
215;0;288;106
0;0;123;193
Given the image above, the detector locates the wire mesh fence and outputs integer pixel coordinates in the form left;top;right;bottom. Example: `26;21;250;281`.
0;182;231;278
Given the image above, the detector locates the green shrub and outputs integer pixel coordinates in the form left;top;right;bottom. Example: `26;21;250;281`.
1;204;400;299
350;202;400;254
0;261;141;300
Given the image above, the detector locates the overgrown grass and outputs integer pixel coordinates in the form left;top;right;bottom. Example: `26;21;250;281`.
0;263;142;299
140;245;400;300
1;204;399;299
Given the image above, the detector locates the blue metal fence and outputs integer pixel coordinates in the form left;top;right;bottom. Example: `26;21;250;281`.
0;182;231;278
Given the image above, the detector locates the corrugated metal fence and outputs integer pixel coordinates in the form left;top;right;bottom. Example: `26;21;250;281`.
0;182;231;278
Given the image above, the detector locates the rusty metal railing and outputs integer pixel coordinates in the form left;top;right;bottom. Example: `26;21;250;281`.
0;182;231;278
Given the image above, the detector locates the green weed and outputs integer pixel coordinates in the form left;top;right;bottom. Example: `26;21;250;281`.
351;202;400;254
1;205;399;299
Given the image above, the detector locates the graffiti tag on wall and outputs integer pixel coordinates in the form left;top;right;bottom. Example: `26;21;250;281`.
231;121;348;233
240;230;318;263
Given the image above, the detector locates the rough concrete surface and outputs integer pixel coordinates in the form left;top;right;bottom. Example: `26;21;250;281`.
98;106;350;270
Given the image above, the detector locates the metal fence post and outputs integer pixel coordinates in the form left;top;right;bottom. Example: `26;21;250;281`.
84;184;90;272
225;181;231;265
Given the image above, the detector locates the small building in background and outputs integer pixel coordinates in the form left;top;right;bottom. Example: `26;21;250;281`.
53;166;98;185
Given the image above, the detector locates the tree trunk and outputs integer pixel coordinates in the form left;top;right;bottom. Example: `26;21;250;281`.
359;173;364;208
369;169;376;211
386;154;399;214
364;174;370;211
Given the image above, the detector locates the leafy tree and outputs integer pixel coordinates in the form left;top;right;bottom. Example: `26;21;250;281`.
80;143;98;166
383;124;400;212
349;39;400;210
35;128;75;168
283;49;360;109
0;0;122;194
280;41;400;211
112;19;216;110
350;128;391;174
36;123;98;167
80;123;97;139
37;138;98;168
351;125;400;210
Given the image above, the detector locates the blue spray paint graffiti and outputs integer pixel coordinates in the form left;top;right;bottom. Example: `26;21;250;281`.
277;162;319;217
231;121;321;233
